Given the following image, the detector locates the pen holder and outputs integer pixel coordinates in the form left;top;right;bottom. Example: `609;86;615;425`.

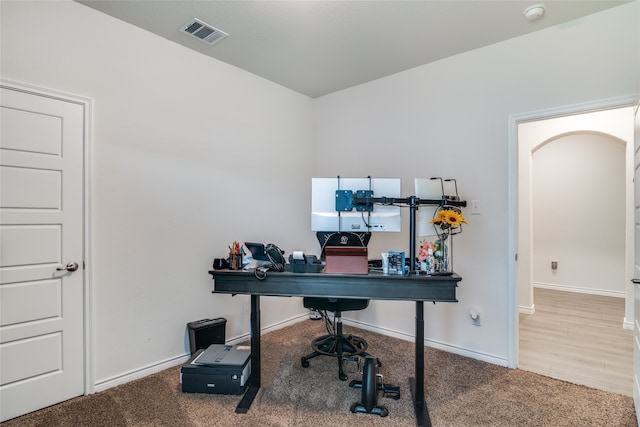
229;253;243;270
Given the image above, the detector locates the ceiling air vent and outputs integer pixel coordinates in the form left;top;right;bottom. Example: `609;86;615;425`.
180;18;228;45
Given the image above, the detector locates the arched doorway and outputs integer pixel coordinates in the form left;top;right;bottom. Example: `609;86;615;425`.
517;108;634;324
512;104;634;394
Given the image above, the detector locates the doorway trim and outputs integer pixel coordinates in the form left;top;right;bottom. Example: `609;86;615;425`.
1;78;94;394
507;94;636;368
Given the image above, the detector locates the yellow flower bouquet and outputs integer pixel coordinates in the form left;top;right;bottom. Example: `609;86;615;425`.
430;208;467;233
427;207;467;273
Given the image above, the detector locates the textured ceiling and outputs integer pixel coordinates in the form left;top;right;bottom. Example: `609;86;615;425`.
76;1;632;98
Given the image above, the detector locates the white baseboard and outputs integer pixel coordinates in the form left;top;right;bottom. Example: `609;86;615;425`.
94;354;191;393
225;312;309;345
521;283;624;314
623;317;634;331
533;282;626;298
343;318;509;367
94;312;309;393
519;304;535;315
94;312;508;393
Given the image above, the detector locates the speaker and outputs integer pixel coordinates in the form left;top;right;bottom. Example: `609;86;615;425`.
187;318;227;355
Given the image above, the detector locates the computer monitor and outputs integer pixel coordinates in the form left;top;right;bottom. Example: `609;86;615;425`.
311;177;401;233
414;178;441;237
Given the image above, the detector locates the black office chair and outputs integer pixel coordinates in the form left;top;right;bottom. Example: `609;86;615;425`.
300;232;375;381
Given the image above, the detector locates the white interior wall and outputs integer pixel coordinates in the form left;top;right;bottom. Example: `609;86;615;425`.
314;3;639;365
0;0;638;388
531;132;626;295
1;1;315;388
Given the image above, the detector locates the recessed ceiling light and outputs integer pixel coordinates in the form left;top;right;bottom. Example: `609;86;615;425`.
524;4;546;21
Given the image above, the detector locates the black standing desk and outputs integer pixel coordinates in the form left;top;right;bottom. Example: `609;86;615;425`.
209;270;461;427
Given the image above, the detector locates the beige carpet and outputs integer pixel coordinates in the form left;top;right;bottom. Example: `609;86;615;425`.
4;320;637;426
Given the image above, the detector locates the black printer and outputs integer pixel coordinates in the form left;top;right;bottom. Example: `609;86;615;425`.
180;344;251;395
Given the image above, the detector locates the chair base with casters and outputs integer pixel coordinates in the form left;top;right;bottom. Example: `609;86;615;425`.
301;297;374;381
349;356;400;417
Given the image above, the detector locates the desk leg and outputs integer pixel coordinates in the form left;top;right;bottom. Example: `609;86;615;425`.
236;294;261;414
409;300;432;427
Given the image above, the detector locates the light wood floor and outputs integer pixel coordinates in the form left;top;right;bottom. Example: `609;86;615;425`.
519;287;633;396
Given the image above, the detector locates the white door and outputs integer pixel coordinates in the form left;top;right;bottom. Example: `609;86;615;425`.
633;99;640;420
0;84;86;422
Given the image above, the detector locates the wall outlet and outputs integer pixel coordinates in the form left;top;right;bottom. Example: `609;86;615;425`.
470;308;481;326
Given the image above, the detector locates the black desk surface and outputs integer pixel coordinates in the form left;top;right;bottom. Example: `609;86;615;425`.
210;270;461;302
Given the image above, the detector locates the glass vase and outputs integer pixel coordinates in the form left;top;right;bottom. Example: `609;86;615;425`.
434;237;449;274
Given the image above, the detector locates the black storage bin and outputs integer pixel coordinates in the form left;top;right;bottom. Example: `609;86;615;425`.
187;318;226;355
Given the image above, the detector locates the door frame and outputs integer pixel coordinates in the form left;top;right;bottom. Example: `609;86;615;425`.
507;94;637;368
1;79;94;395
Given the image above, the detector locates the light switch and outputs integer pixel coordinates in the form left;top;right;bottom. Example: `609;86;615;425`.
471;199;481;215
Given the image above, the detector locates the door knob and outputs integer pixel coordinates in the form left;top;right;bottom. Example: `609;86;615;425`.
57;262;79;272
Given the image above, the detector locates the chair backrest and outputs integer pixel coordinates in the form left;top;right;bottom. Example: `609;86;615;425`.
316;231;371;260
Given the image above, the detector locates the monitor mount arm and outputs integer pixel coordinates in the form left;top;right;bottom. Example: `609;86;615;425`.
342;193;467;273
